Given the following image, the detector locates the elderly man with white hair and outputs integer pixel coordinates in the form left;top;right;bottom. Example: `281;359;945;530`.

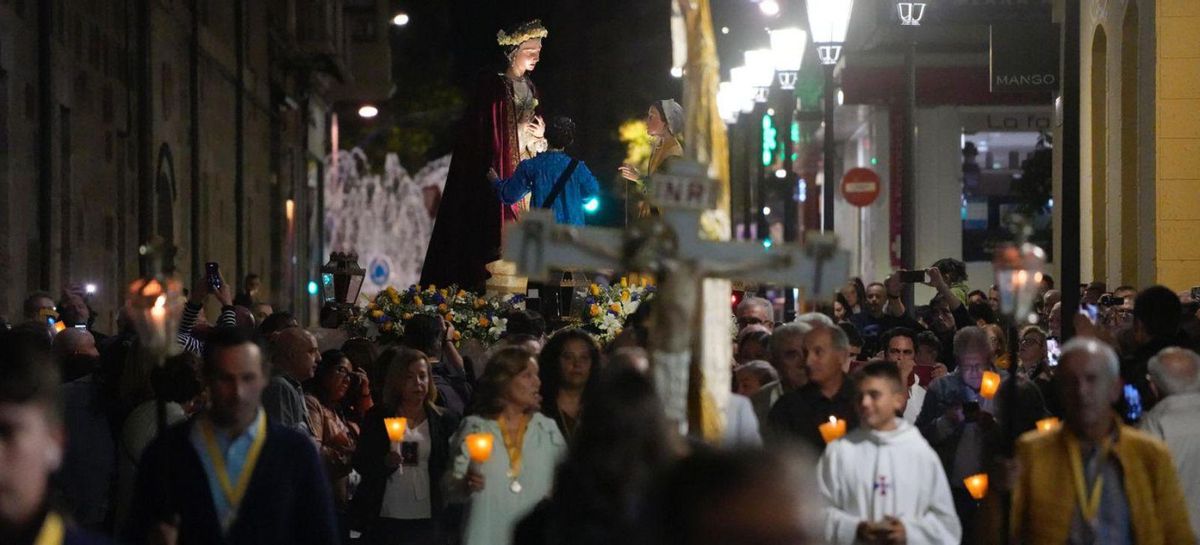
736;296;776;332
1011;338;1194;545
1142;347;1200;539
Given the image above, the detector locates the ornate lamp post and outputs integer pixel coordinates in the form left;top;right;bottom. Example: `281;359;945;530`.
768;27;807;91
743;49;776;104
806;0;855;232
319;252;366;328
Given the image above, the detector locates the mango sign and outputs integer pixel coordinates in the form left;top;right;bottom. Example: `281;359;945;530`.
841;168;881;207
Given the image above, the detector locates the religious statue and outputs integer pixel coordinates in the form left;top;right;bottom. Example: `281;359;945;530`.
420;20;549;294
619;99;685;218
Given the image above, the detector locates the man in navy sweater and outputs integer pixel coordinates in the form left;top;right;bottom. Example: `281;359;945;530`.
124;328;337;545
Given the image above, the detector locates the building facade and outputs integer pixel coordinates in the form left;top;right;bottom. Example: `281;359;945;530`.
0;0;390;330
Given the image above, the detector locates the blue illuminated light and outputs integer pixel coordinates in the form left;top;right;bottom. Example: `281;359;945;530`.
583;197;600;214
307;281;319;296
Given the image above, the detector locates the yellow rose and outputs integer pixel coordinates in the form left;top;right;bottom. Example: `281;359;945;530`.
369;310;383;319
590;304;600;316
457;289;467;298
389;294;400;304
445;311;455;321
609;303;621;313
438;303;449;313
367;302;378;311
589;284;601;296
428;284;437;292
474;298;487;309
381;322;394;332
439;288;449;297
620;277;628;288
413;296;423;306
452;331;462;341
402;312;414;320
479;317;490;327
621;290;630;302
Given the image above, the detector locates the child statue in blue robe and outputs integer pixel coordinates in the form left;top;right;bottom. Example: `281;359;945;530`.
489;116;600;226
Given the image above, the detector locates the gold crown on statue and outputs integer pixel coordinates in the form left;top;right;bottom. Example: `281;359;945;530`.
497;20;549;47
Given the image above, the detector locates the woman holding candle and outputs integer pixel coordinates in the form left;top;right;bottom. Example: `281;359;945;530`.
351;348;461;545
304;349;361;538
537;329;601;439
448;347;566;545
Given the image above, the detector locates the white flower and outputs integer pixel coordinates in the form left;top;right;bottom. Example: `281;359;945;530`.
621;300;640;316
598;313;623;333
488;317;509;339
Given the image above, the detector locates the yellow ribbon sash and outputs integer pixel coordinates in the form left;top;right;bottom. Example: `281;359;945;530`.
1065;433;1112;522
33;512;64;545
200;413;268;512
497;413;530;478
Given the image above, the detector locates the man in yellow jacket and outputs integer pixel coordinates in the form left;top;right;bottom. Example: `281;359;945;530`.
1011;337;1195;544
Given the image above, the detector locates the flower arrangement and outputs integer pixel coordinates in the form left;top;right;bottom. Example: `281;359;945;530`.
357;285;525;345
581;277;656;344
497;19;549;47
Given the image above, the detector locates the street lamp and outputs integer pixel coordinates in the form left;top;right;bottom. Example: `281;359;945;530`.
807;0;854;232
769;27;807;90
743;49;775;103
896;2;927;26
729;67;757;114
806;0;855;66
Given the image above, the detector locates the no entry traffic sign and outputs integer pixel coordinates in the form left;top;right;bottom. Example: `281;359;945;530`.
841;168;881;207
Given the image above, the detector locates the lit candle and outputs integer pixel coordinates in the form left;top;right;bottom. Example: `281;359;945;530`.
150;296;167;329
465;433;494;463
964;473;989;500
384;417;408;444
818;416;847;444
979;371;1001;399
1036;417;1061;433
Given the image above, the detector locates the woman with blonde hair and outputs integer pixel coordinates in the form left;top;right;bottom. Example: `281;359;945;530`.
351;347;461;545
448;347;566;545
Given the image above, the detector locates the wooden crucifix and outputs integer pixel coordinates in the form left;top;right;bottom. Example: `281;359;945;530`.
504;159;850;438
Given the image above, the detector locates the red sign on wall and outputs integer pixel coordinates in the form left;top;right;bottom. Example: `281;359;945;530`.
841;168;882;207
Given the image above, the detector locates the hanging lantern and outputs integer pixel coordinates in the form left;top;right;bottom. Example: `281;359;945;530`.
319;252;366;328
126;240;184;360
993;241;1047;323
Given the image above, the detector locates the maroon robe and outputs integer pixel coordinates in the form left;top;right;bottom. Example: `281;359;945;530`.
420;73;539;292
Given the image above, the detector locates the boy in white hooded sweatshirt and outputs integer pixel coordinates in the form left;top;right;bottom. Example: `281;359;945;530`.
818;361;961;545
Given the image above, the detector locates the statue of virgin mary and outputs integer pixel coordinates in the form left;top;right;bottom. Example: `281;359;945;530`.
420;20;549;294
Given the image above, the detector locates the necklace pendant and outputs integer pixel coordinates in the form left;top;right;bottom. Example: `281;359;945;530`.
510;480;523;494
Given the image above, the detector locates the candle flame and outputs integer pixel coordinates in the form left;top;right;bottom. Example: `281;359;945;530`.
1036;417;1060;432
964;473;988;499
465;433;494;463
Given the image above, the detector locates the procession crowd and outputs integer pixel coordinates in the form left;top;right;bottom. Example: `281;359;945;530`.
2;256;1199;545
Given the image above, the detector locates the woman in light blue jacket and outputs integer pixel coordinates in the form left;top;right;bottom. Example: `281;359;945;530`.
447;347;566;545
